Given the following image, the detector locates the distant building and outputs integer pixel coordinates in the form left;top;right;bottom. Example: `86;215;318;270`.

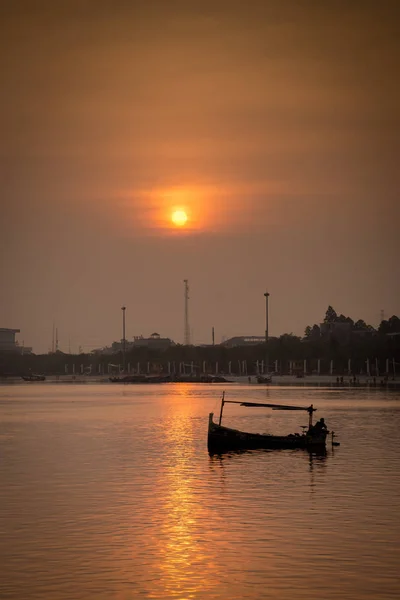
221;336;266;348
132;333;175;350
91;332;175;355
0;328;20;352
0;328;32;354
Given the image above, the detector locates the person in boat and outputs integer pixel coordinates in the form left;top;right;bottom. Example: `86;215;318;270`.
309;418;327;437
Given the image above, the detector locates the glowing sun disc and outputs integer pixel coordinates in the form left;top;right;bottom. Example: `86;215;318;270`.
171;210;188;227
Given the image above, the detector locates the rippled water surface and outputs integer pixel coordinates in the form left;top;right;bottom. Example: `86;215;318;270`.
1;383;400;600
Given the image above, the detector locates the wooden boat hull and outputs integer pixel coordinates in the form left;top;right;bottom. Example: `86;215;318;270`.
257;376;272;384
21;375;46;382
207;413;327;453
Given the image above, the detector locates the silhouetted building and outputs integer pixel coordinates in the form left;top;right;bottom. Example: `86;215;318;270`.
0;328;20;352
92;332;175;355
0;328;32;354
132;333;175;350
221;336;265;348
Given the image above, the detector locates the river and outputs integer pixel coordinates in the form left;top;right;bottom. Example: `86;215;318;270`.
1;383;399;599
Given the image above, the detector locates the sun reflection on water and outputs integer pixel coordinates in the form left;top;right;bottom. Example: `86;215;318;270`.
151;412;218;599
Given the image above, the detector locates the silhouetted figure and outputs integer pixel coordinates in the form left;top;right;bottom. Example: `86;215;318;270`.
310;418;327;437
336;377;340;384
340;376;344;384
248;376;251;384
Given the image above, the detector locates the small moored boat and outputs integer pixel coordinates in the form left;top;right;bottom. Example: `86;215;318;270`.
208;392;333;453
257;375;272;384
21;374;46;382
109;374;172;384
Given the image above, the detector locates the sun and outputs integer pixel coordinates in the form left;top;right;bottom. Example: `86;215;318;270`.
171;209;188;227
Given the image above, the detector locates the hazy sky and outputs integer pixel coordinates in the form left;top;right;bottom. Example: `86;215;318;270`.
1;0;399;353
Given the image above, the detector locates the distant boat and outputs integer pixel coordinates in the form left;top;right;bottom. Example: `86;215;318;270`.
109;374;171;384
21;374;46;382
257;375;272;384
208;392;332;454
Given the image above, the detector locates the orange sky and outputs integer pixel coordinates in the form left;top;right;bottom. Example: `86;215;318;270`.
1;1;399;352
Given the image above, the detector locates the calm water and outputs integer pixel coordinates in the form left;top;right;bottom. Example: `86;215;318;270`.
1;383;400;600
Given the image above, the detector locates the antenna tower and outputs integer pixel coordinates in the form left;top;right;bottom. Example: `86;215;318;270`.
184;279;191;345
55;328;59;352
52;322;55;353
380;309;385;324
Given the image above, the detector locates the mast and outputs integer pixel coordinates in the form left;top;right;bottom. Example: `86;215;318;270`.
218;391;225;425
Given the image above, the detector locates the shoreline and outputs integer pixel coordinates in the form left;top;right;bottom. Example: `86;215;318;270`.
1;374;399;387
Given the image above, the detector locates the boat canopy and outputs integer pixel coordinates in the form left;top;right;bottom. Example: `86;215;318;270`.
217;393;316;427
240;401;315;412
224;399;316;413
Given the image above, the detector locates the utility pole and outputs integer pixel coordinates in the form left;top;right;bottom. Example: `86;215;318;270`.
121;306;126;373
212;326;215;346
264;291;270;374
184;280;190;345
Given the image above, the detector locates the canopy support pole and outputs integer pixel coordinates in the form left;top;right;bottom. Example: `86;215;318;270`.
218;391;225;425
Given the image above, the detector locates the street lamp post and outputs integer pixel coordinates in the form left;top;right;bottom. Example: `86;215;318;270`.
121;306;126;373
264;292;270;374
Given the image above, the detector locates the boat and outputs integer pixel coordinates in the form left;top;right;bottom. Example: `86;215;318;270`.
208;392;334;453
109;374;172;383
257;375;272;384
21;374;46;382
